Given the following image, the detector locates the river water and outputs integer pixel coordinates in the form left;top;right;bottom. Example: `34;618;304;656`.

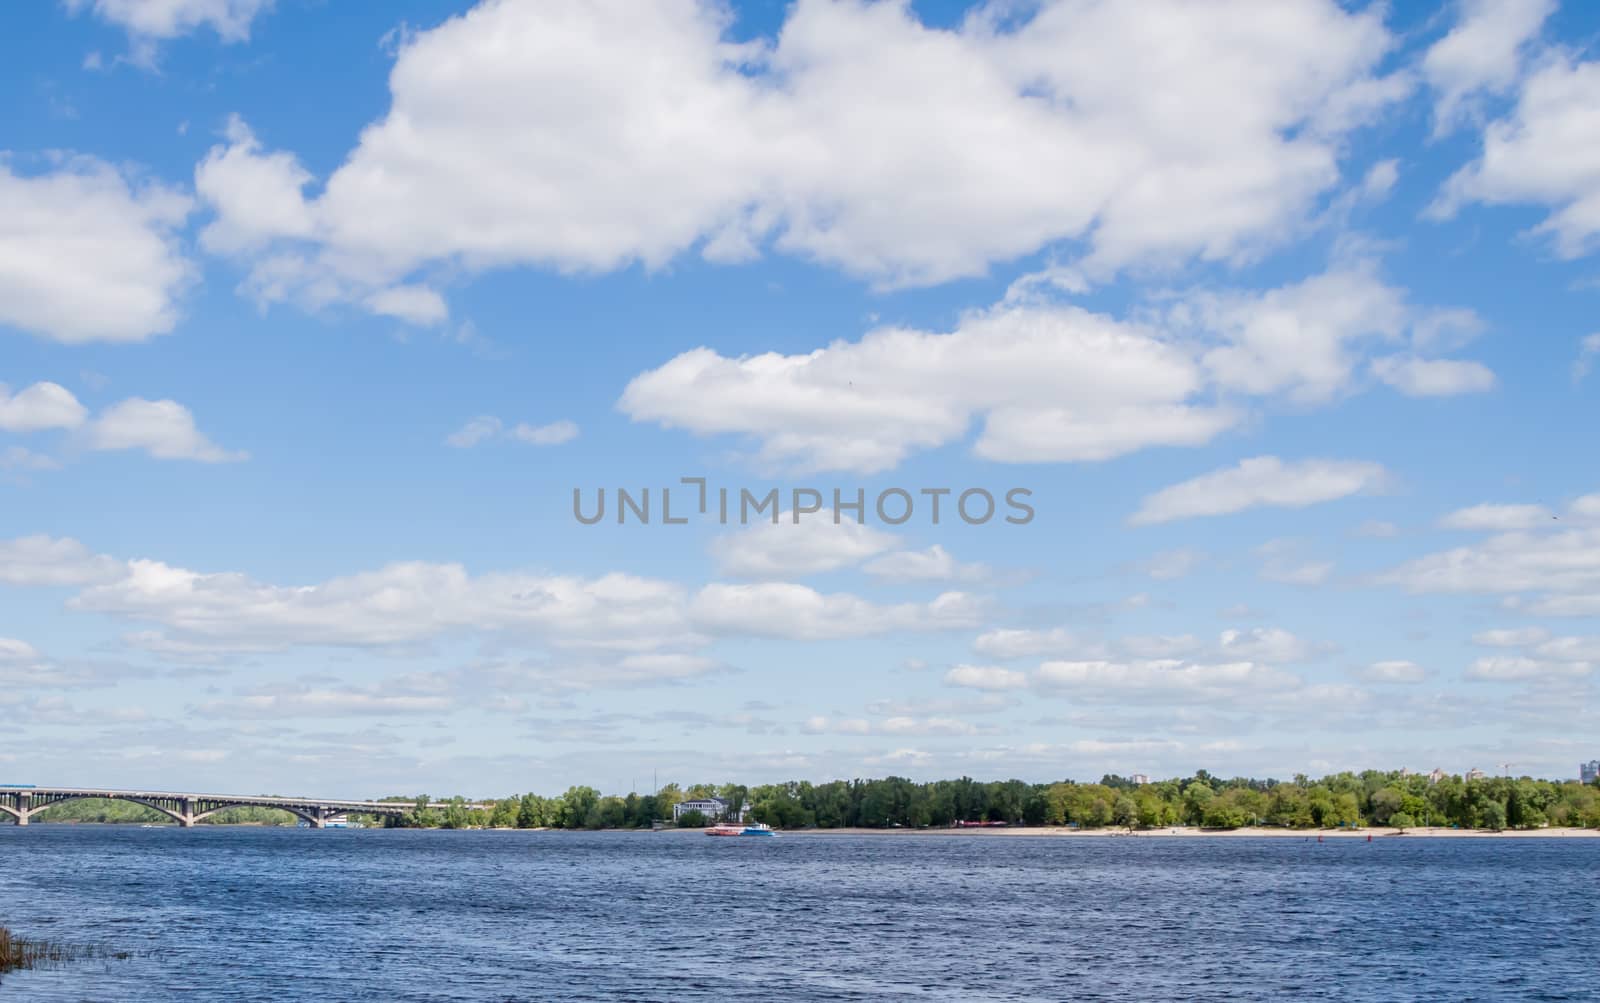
1;826;1595;1001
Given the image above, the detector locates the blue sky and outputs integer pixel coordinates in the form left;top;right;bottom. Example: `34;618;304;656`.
1;0;1598;797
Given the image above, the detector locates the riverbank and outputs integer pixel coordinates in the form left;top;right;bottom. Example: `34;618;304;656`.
756;825;1600;838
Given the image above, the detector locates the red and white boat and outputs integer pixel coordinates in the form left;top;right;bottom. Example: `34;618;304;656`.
706;821;776;837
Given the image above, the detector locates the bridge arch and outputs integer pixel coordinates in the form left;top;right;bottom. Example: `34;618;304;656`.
0;803;19;822
190;802;318;826
15;793;190;826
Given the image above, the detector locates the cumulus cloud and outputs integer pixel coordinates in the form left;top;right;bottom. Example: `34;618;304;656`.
1217;627;1313;664
1356;660;1428;683
1033;659;1302;702
1430;54;1600;258
1371;355;1496;396
1130;456;1389;525
84;398;244;462
67;557;698;654
622;301;1227;473
1439;503;1552;531
1421;0;1555;135
0;158;191;343
68;0;272;41
710;517;896;579
1381;515;1600;616
0;382;87;431
10;534;984;666
194;0;1405;317
942;664;1029;691
195;680;454;720
1465;655;1591;682
689;583;985;640
0;535;124;587
624;266;1478;474
1472;627;1550;647
972;627;1078;660
862;545;991;584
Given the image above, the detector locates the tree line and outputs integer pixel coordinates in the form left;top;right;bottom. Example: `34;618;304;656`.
377;770;1600;831
25;771;1599;830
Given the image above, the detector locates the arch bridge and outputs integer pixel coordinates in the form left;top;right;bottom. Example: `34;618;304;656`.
0;787;485;828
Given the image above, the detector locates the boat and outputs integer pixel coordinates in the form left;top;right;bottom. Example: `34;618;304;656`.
706;821;777;837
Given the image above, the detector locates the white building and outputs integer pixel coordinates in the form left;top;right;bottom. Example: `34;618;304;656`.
1465;768;1486;781
672;796;740;822
1129;774;1151;785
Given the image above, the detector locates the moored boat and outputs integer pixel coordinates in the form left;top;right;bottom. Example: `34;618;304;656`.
706;821;777;837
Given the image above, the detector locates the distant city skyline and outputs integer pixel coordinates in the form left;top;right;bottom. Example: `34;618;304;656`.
1;0;1598;795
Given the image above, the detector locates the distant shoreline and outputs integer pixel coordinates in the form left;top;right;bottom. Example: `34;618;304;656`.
769;825;1600;838
648;825;1600;838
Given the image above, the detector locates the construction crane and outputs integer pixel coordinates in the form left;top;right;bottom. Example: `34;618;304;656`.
1499;762;1515;778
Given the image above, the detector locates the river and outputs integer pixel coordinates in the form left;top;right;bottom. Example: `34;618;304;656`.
1;826;1594;1000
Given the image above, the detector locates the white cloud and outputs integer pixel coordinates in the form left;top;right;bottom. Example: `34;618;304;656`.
196;681;453;719
446;416;502;449
1381;525;1600;615
1357;159;1399;202
1130;456;1389;525
801;714;977;738
509;420;579;446
0;158;191;343
85;398;244;462
1532;635;1600;662
689;583;984;640
623;301;1227;473
862;545;990;584
196;0;1403;316
973;627;1078;660
0;535;124;587
1421;0;1555;135
1465;655;1591;682
943;664;1028;691
1116;634;1202;659
64;554;700;655
1371;355;1496;396
1217;627;1312;664
1472;627;1550;647
1357;660;1428;683
194;116;316;255
68;0;272;41
1034;659;1301;701
710;516;895;579
1185;266;1411;404
1431;55;1600;258
446;416;578;449
1439;502;1552;531
0;382;87;431
1574;333;1600;381
625;264;1479;474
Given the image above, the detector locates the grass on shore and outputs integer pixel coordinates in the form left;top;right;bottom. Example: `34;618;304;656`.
0;925;128;976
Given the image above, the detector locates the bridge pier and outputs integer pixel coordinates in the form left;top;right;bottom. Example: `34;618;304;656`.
178;797;197;828
15;792;29;826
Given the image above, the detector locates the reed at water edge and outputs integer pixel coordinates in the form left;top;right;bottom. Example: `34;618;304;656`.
0;925;126;974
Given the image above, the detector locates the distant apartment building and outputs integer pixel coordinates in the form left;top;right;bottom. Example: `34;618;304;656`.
1129;774;1151;785
1465;768;1486;781
1428;768;1446;784
1582;760;1600;784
